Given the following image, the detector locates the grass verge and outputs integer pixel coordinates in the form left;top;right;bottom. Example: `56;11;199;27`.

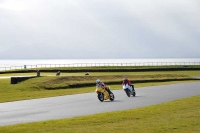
1;65;200;73
0;70;200;102
0;95;199;133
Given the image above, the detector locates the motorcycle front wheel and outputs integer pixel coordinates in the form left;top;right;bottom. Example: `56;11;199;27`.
97;93;104;102
124;89;131;97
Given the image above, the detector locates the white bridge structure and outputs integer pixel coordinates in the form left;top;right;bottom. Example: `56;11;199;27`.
0;62;200;72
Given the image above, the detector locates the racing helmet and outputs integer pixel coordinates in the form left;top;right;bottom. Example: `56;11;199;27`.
96;79;101;84
123;78;127;81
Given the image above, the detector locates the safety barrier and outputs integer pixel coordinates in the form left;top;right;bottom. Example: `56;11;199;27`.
1;62;200;72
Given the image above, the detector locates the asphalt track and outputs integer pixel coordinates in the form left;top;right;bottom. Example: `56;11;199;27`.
0;82;200;126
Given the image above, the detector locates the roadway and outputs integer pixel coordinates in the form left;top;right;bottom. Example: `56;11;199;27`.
0;82;200;126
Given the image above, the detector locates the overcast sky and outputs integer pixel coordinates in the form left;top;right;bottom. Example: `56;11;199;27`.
0;0;199;59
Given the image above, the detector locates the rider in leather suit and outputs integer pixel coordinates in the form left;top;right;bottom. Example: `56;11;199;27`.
96;79;112;94
122;78;135;92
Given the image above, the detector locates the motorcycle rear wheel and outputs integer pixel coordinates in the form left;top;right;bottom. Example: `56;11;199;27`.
132;91;136;96
109;92;115;101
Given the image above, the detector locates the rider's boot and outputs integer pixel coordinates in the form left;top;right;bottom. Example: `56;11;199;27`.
105;87;112;95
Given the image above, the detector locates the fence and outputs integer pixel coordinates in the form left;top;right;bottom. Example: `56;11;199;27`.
0;62;200;72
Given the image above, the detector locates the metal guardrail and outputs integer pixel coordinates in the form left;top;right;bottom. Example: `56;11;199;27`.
0;62;200;72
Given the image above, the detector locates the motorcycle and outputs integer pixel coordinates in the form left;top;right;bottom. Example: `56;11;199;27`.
95;86;115;102
123;84;136;97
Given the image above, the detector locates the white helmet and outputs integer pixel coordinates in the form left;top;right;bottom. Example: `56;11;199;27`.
96;79;101;84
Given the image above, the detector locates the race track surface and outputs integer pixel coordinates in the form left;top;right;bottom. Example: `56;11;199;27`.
0;82;200;126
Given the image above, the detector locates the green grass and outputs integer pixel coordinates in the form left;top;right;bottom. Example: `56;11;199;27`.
0;69;199;132
0;71;200;103
0;80;198;103
0;95;199;133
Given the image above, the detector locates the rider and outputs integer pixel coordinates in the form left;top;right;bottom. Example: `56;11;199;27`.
122;78;135;92
96;79;112;94
56;71;60;76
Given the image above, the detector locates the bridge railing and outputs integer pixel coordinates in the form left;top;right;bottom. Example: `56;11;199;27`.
0;62;200;72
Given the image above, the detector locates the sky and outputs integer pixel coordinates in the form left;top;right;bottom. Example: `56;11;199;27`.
0;0;200;59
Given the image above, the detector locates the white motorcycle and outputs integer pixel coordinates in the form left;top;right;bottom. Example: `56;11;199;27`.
123;84;136;97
